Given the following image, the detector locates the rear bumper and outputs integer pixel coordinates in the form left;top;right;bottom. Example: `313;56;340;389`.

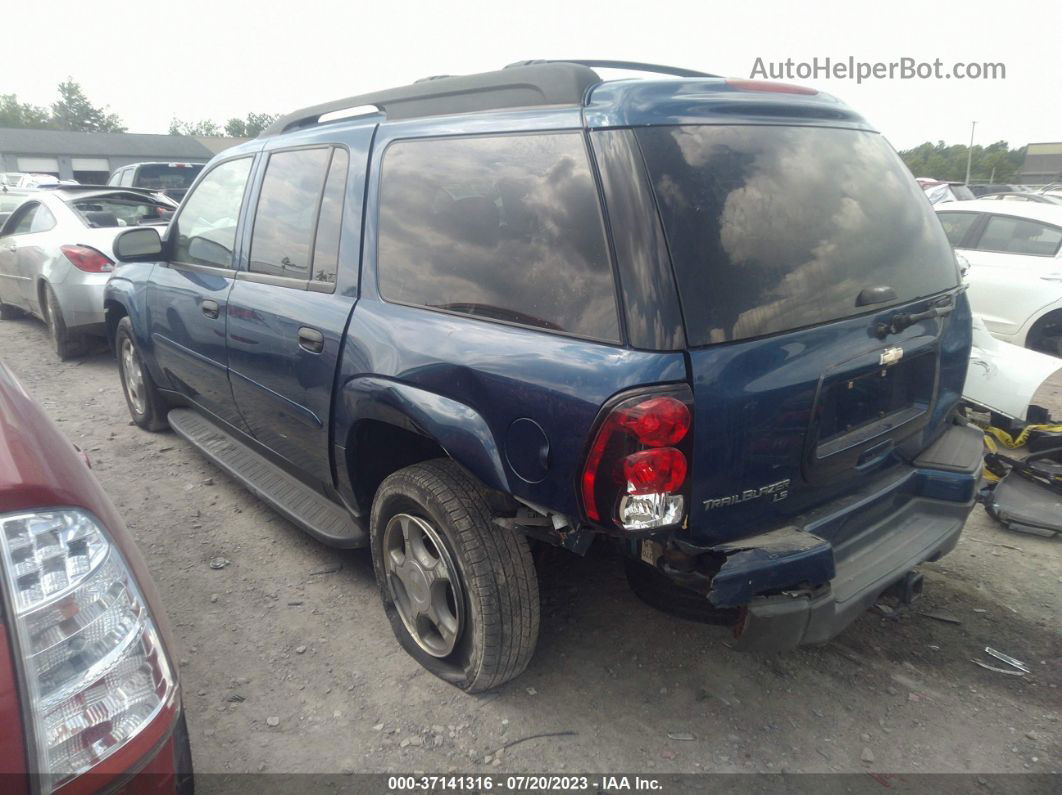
730;492;970;650
656;424;983;650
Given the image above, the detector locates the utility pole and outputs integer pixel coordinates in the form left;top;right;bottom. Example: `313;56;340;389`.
964;121;977;185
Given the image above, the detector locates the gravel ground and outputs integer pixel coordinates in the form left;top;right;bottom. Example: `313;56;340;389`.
1;315;1059;783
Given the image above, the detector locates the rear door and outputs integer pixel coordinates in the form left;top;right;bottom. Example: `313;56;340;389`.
636;124;968;544
147;155;255;429
226;128;371;484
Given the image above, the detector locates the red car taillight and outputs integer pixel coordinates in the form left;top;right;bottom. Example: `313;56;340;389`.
0;509;178;792
60;246;113;273
580;388;693;531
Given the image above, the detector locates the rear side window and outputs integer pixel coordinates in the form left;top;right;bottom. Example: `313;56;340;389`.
249;146;348;286
377;133;620;342
174;157;252;268
976;216;1062;257
937;212;980;246
637;125;959;344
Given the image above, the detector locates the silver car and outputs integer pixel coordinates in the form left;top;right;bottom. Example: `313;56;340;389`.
0;187;175;359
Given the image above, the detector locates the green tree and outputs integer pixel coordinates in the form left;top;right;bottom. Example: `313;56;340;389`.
0;94;53;129
899;140;1024;183
50;79;125;132
224;112;278;138
168;118;221;136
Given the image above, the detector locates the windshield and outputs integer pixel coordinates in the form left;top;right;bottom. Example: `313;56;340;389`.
134;164;203;190
636;125;959;345
68;196;171;228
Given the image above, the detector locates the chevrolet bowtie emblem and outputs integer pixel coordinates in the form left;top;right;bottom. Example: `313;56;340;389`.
879;346;904;367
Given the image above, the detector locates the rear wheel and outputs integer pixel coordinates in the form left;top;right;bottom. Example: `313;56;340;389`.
116;317;169;432
1027;311;1062;357
370;460;539;692
42;284;86;360
625;558;737;625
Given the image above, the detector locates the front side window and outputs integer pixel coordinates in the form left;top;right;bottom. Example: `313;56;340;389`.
377;133;620;342
637;125;959;344
173;157;252;268
937;212;980;247
8;203;47;235
976;216;1062;257
248;147;332;279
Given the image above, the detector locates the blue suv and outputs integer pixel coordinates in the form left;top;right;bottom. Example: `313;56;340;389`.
104;61;982;692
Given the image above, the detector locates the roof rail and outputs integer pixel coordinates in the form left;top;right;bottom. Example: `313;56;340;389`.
505;59;719;78
260;60;717;137
261;62;601;137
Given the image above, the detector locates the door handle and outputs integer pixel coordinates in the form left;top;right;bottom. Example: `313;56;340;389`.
298;326;324;353
200;299;220;319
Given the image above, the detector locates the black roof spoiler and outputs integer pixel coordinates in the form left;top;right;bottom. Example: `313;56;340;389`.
261;60;718;137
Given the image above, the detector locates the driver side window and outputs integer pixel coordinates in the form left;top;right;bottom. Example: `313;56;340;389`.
174;157;252;268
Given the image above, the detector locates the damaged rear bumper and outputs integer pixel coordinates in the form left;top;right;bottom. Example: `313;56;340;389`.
653;424;984;651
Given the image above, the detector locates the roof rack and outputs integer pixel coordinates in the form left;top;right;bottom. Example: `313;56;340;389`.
261;60;715;137
504;59;718;78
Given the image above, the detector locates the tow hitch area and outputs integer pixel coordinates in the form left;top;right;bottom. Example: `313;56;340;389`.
883;570;924;605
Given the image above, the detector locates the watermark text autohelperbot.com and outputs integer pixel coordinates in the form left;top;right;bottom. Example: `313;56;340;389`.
750;56;1006;84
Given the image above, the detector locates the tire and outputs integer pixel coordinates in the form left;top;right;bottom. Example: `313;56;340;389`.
42;284;86;360
625;558;737;625
1026;311;1062;357
115;316;170;432
0;301;24;320
370;459;539;693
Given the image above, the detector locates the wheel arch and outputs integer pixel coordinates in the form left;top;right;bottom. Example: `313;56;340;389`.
335;377;510;515
1025;305;1062;354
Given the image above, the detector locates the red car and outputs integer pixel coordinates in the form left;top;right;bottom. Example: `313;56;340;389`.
0;361;191;794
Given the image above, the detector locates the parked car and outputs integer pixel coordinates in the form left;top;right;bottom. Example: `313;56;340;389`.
0;187;176;359
0;360;191;792
108;163;205;201
916;178;976;204
103;61;981;692
980;191;1062;205
936;200;1062;355
0;173;66;189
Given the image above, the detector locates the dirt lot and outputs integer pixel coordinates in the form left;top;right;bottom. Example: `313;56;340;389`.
1;315;1059;783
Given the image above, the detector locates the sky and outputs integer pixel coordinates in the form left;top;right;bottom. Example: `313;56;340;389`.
6;0;1060;150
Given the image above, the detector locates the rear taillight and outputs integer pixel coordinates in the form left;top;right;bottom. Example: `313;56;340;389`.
580;388;693;532
0;509;177;792
60;246;113;273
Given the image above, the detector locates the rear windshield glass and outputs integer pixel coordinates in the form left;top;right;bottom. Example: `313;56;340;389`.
134;164;203;190
69;196;171;228
636;125;959;345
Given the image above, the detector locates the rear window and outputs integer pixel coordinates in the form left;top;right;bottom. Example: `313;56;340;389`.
636;125;959;345
376;133;620;342
133;164;203;190
69;196;171;228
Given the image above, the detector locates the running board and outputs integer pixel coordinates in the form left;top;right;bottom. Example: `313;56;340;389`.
167;408;367;548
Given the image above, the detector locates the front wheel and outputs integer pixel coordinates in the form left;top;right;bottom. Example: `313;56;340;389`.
370;460;540;693
116;317;169;432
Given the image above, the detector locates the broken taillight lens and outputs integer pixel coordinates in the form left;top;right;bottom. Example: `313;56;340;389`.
580;387;693;532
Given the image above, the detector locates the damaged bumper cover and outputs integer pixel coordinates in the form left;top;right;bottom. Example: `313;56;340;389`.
662;424;984;651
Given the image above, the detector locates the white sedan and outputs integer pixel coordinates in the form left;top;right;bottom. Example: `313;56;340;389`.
936;200;1062;355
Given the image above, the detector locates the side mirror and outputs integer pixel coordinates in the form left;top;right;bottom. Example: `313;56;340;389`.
956;254;971;278
113;227;163;261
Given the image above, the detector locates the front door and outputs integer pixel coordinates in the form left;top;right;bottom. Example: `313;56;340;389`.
148;156;255;429
226;132;369;484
